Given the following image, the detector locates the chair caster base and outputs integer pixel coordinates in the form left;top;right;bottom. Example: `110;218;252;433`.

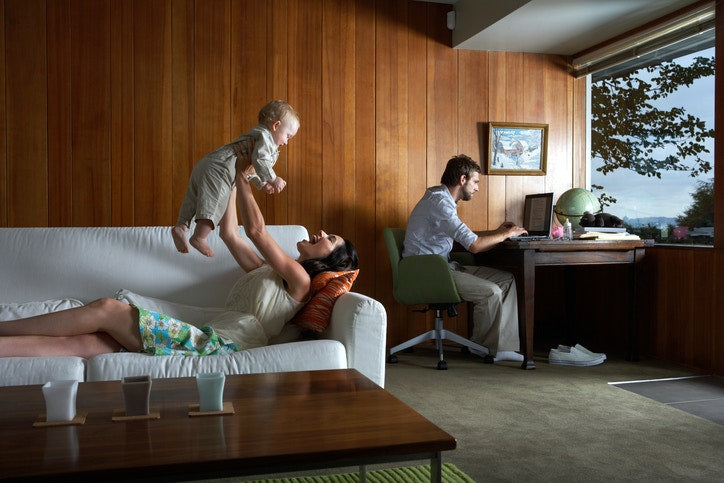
387;354;399;364
483;354;495;364
437;360;448;370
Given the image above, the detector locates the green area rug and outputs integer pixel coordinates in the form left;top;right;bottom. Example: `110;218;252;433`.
247;463;474;483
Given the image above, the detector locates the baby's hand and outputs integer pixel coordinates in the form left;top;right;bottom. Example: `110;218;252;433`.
264;177;287;194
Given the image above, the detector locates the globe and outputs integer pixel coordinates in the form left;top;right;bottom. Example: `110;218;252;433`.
554;188;601;228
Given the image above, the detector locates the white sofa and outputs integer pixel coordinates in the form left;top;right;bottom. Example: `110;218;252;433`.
0;226;387;387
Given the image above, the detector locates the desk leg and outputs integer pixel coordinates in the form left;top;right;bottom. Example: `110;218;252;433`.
518;249;536;370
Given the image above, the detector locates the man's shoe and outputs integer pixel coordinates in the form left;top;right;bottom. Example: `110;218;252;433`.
549;346;604;366
557;344;607;361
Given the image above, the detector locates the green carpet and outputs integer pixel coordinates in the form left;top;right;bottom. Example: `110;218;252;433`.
246;463;474;483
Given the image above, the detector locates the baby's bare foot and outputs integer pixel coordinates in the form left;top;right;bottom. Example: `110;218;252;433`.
190;235;215;257
171;225;190;253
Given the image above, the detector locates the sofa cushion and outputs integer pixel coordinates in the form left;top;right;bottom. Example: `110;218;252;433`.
291;270;359;332
114;289;224;327
0;298;84;321
86;340;347;381
0;357;86;386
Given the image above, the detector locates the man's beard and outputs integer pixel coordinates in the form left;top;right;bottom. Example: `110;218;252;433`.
460;190;472;201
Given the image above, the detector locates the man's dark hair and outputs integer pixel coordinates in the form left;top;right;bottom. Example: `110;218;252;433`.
300;238;359;279
440;154;482;186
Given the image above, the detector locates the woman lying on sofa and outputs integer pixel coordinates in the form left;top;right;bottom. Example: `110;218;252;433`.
0;162;358;359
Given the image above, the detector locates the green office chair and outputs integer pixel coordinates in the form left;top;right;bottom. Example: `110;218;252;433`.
383;227;491;370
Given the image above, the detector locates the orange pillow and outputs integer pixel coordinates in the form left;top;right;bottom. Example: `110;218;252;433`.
291;270;359;332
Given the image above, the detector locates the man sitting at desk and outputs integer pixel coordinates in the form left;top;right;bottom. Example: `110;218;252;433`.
403;154;527;363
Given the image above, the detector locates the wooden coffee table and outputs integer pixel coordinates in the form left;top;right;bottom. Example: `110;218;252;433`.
0;369;456;481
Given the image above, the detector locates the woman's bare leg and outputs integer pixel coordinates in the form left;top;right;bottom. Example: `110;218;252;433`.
0;333;122;358
0;298;143;353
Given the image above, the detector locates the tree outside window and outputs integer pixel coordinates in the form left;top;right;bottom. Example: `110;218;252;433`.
590;39;715;246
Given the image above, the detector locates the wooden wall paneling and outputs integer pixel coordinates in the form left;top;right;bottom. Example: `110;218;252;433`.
424;2;455;190
110;0;135;226
70;0;112;226
193;0;230;161
374;0;412;346
269;0;296;226
133;0;172;226
503;52;524;223
321;0;355;240
0;1;5;226
572;76;587;189
715;250;724;374
691;249;715;369
47;0;72;226
5;0;48;226
458;50;489;232
351;0;376;297
230;0;267;215
520;54;546;202
544;55;572;204
169;0;193;229
486;52;507;228
406;1;426;216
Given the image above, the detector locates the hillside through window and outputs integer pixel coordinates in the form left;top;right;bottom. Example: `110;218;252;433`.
589;30;715;245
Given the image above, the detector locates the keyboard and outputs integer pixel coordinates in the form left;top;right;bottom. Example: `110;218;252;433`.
508;235;550;241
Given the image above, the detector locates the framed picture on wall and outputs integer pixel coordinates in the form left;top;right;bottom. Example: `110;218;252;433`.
487;122;548;175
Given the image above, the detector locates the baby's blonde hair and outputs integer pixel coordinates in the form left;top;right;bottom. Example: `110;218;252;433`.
258;100;299;127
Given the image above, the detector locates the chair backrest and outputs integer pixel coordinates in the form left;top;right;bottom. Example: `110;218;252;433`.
383;227;461;306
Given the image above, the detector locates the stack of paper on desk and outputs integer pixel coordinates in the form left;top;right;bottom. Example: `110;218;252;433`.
574;229;640;240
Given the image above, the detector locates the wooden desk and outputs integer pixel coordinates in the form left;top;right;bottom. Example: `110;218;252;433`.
0;370;456;481
473;238;651;369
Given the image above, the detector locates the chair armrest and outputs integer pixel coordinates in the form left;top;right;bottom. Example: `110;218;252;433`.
324;292;387;388
450;251;476;266
397;254;461;304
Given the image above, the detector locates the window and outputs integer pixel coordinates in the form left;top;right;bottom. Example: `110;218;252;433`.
585;13;715;246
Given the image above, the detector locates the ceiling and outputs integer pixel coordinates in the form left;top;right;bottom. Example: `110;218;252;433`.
417;0;705;55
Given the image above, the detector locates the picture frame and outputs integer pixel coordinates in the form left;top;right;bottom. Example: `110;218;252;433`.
487;122;548;175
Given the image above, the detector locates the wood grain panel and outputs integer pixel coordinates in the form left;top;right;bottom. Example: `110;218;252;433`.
133;0;172;226
458;50;489;232
5;0;48;226
230;0;268;215
194;0;230;157
0;1;5;226
170;0;194;228
375;0;411;344
486;52;508;228
71;0;111;226
406;1;426;216
268;0;294;225
322;0;355;239
110;0;135;226
353;0;376;296
47;0;71;226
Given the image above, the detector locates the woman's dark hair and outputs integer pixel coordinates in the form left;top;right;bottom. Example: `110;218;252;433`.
300;238;359;279
440;154;481;186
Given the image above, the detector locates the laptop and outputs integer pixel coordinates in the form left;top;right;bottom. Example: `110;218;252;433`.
509;192;554;241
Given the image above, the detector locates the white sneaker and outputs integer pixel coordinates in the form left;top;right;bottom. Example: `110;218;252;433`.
549;346;604;366
557;344;607;361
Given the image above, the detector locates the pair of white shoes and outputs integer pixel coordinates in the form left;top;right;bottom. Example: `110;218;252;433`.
549;344;606;366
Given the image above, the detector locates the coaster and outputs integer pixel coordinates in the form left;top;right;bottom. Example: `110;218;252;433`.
33;411;87;428
188;401;235;417
112;408;161;422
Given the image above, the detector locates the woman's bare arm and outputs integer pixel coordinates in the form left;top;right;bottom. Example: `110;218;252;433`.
219;187;264;273
235;171;310;302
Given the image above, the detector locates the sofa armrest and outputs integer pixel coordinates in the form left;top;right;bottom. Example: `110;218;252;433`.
324;292;387;388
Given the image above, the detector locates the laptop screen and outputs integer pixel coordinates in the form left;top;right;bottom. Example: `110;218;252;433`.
522;193;554;236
